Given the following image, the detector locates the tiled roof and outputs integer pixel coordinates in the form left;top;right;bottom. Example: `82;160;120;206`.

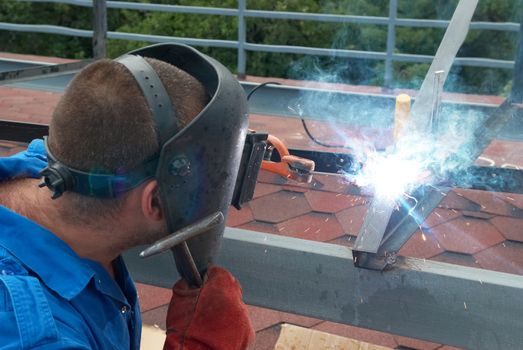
2;53;523;349
0;86;61;124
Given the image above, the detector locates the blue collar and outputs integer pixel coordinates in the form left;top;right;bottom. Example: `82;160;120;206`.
0;205;128;302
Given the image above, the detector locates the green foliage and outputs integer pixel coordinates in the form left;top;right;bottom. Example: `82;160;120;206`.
0;1;93;58
0;0;521;95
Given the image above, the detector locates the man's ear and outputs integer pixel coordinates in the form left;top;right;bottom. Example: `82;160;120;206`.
141;180;163;221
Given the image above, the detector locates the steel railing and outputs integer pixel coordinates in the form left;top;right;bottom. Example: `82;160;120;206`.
1;0;522;93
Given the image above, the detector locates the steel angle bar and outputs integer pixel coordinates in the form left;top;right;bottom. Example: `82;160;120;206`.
123;228;523;350
353;197;395;253
354;187;447;269
353;0;478;261
0;59;92;85
379;187;447;253
410;0;479;133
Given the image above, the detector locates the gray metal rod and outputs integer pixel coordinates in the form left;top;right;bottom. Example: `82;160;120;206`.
510;7;523;103
384;0;397;88
237;0;246;78
92;0;107;59
139;211;224;258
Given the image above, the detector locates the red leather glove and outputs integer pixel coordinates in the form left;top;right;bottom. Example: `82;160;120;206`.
163;266;255;350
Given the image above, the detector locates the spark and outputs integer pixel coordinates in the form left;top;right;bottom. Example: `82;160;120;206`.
324;218;330;222
351;152;428;200
421;233;427;241
402;193;420;216
506;196;515;201
464;302;467;310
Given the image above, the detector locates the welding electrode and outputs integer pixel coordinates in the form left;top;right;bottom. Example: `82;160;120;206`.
139;211;224;258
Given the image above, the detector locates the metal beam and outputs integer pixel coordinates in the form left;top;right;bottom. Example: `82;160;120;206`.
123;228;523;350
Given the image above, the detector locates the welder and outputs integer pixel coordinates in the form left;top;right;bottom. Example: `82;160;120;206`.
0;44;254;349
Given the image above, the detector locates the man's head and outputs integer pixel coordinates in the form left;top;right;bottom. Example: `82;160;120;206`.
46;57;209;244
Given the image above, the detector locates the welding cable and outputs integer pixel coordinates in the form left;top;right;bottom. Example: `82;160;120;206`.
247;80;353;151
246;81;282;100
300;118;354;150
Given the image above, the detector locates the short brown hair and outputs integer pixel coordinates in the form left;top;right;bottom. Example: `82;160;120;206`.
47;57;209;221
49;57;208;171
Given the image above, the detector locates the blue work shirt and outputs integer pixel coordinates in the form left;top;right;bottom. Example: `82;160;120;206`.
0;140;142;349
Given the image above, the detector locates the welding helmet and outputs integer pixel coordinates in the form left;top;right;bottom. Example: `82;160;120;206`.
40;43;249;285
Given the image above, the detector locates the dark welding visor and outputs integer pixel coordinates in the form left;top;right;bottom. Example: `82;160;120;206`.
40;43;249;285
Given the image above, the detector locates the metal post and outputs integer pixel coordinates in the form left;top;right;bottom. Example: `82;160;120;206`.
237;0;247;79
92;0;107;59
510;8;523;103
384;0;397;89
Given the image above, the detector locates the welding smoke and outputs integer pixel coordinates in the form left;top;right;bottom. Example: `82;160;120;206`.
284;0;522;200
287;56;492;201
